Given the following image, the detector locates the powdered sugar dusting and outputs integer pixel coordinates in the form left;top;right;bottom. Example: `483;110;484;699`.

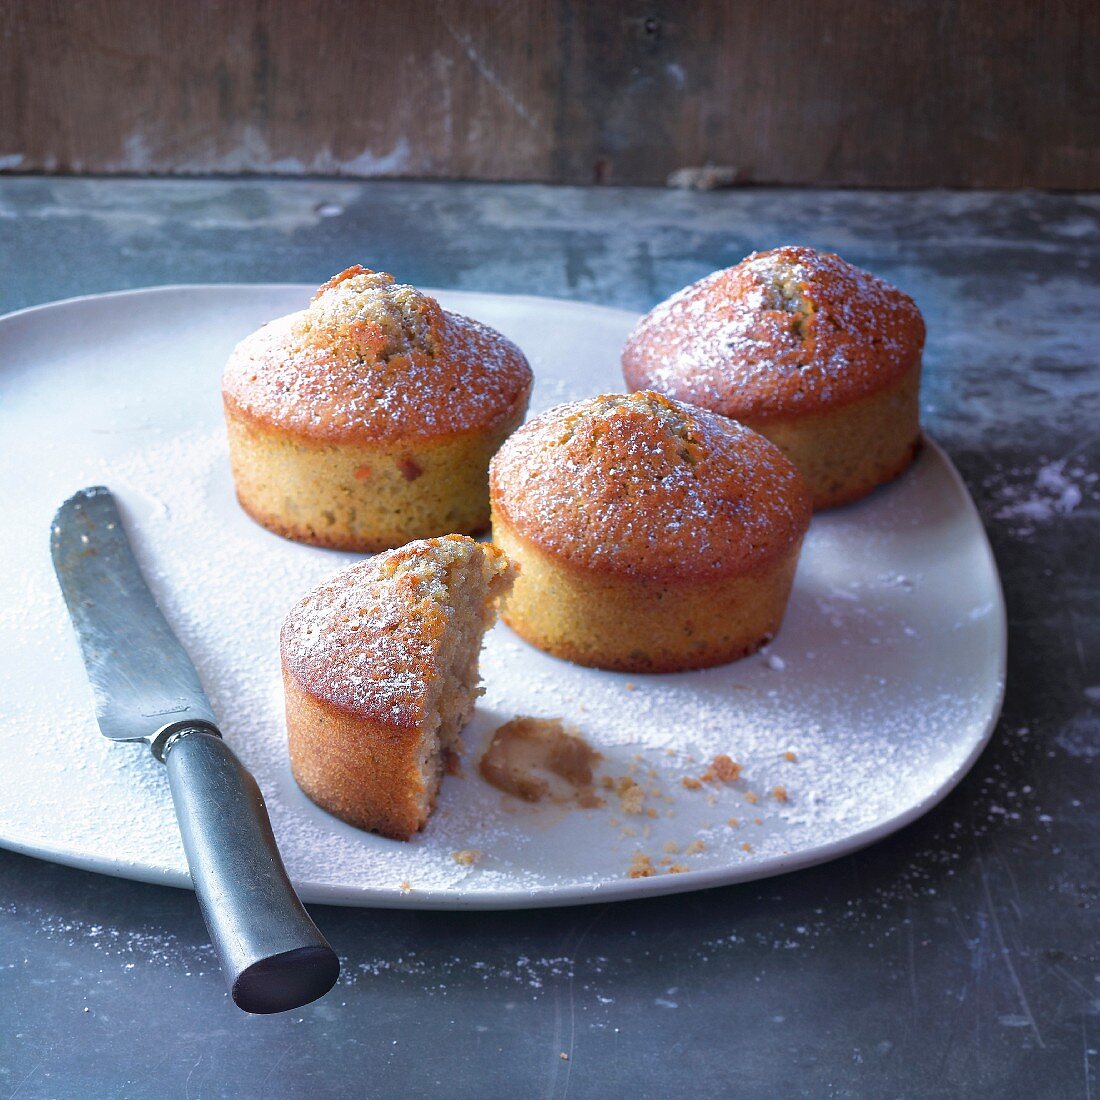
622;246;925;421
281;538;493;722
985;457;1096;537
223;271;532;442
490;391;810;577
0;286;1003;907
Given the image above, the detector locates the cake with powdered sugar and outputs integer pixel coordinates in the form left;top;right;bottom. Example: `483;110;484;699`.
222;266;532;550
489;391;810;673
280;535;516;840
621;246;925;509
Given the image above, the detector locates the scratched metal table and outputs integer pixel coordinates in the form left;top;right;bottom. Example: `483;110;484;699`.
0;179;1096;1099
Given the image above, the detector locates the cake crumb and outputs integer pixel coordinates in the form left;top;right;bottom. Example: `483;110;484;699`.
682;777;702;790
753;817;763;826
560;1052;570;1061
772;785;789;802
784;751;797;762
684;839;705;855
740;842;752;853
744;790;760;804
711;755;742;782
616;776;645;814
621;825;637;838
399;880;412;893
663;841;680;854
628;851;656;878
667;864;689;874
646;807;658;818
479;717;603;807
727;818;739;827
624;682;637;691
452;849;480;866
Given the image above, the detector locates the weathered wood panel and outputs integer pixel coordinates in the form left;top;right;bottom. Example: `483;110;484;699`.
0;1;1096;187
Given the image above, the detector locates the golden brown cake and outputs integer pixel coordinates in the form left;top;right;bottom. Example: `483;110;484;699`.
280;535;516;840
223;267;533;550
621;246;925;509
489;392;811;673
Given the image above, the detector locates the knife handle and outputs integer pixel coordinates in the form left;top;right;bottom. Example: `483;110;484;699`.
163;727;340;1014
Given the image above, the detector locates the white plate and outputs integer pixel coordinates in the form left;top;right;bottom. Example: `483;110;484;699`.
0;285;1005;909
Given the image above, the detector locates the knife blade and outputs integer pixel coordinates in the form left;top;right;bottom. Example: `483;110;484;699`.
50;486;339;1014
51;485;218;752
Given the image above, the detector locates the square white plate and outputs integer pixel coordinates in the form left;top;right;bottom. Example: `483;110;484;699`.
0;285;1005;908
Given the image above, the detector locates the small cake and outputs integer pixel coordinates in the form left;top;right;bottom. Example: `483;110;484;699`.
489;392;811;673
280;535;516;840
621;246;925;509
223;267;533;550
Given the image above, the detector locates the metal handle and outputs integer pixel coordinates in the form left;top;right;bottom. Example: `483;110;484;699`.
163;728;339;1013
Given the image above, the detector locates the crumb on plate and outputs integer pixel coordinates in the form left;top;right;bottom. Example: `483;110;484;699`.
616;776;645;814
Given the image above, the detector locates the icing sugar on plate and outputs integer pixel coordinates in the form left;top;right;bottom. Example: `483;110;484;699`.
0;285;1005;909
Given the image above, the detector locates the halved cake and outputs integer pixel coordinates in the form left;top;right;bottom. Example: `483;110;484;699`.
280;536;516;840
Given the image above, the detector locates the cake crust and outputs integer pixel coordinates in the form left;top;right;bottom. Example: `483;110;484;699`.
223;267;532;550
223;267;533;446
621;246;925;425
489;392;810;673
225;413;515;551
283;675;426;839
281;536;474;729
492;518;803;672
489;391;811;583
281;535;515;839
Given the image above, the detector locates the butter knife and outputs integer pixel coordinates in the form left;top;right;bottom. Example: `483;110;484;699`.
50;486;339;1014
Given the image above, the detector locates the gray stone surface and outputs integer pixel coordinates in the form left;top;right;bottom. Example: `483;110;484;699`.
0;178;1096;1099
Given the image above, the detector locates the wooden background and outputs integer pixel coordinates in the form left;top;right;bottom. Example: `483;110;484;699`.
1;0;1097;188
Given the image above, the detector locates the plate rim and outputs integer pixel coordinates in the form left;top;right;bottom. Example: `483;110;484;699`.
0;281;645;331
0;284;1007;910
